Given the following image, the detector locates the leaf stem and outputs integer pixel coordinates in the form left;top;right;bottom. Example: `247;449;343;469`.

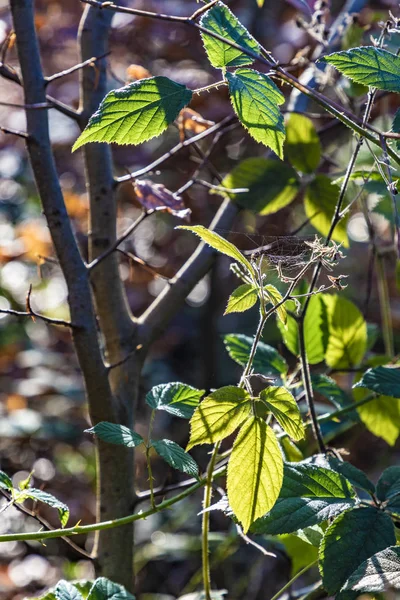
375;253;394;358
202;442;221;600
269;559;318;600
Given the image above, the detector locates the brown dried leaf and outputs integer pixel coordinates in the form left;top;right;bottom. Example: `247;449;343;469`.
177;107;215;142
125;64;152;83
133;180;191;220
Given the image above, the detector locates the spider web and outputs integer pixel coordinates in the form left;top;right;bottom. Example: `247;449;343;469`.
214;229;315;273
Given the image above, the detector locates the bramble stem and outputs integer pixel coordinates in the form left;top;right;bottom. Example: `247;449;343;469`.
202;442;221;600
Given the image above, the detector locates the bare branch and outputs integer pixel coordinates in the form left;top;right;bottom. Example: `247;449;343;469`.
45;52;110;85
0;124;28;138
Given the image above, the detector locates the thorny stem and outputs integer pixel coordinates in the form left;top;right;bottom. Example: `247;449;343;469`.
202;442;221;600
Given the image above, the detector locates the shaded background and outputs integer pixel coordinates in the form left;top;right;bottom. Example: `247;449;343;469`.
0;0;399;598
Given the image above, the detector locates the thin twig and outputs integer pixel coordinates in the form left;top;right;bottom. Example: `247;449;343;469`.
0;125;28;138
0;285;79;329
45;52;110;85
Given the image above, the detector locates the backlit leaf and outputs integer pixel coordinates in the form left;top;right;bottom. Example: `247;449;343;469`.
285;113;321;173
187;386;251;450
356;393;400;446
323;294;367;369
264;284;287;324
277;295;328;364
178;225;255;276
200;2;260;69
320;46;400;93
260;386;305;440
72;77;192;150
226;69;286;158
18;488;70;527
0;470;13;492
227;417;283;532
219;158;299;215
304;175;349;246
224;283;258;314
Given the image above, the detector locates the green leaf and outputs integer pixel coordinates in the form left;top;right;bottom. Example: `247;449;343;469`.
320;46;400;93
152;439;199;478
18;488;69;527
224;283;258;314
218;158;299;215
377;466;400;502
145;382;204;419
260;386;305;441
87;578;135;600
311;374;352;411
354;366;400;398
279;533;319;577
226;69;286;158
178;225;255;276
227;417;283;533
251;463;356;535
356;393;400;446
285;113;321;173
319;506;396;594
72;77;192;151
56;582;83;600
85;422;144;448
0;470;13;492
325;457;375;497
391;108;400;152
277;295;328;364
200;2;260;69
264;284;287;325
187;386;251;450
323;294;367;369
296;524;325;547
342;546;400;594
304;175;349;246
224;333;288;376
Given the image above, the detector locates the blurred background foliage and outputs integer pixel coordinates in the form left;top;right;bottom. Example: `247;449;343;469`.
0;0;399;598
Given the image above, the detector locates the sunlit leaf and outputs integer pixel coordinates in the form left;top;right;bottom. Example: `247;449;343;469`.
85;422;144;448
219;158;299;215
285;113;321;173
178;225;255;276
187;386;251;450
227;417;283;533
320;46;400;93
152;439;199;478
224;283;258;314
0;470;13;492
251;463;356;535
200;2;260;68
145;382;204;419
260;386;305;440
226;69;286;158
72;77;192;150
55;581;83;600
323;294;367;369
18;488;70;527
304;175;349;246
264;284;287;324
